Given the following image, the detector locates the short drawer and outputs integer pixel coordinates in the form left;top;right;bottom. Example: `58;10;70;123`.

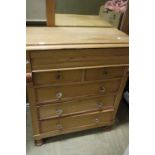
38;96;115;120
40;110;114;133
85;67;124;81
35;79;121;103
33;70;82;85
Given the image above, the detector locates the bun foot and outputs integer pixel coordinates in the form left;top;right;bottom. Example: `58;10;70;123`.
35;139;43;146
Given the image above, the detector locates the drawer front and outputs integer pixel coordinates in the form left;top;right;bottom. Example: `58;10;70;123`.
38;96;115;120
36;80;121;103
30;48;129;70
85;67;124;81
33;70;82;85
40;110;114;133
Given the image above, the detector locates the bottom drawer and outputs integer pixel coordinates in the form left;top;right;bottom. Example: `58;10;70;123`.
40;110;114;133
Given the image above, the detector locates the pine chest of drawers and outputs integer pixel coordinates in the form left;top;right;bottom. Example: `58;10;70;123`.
26;27;129;145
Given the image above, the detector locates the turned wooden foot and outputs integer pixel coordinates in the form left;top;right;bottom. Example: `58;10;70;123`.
35;139;43;146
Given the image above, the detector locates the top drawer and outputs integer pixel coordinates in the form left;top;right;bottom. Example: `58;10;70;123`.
29;48;129;70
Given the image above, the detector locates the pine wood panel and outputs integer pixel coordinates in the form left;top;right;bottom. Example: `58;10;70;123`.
26;27;129;46
33;70;82;85
30;48;128;70
113;67;129;118
26;51;31;73
46;0;55;26
35;79;121;103
38;96;115;120
27;86;40;135
85;66;125;81
27;44;129;51
40;110;114;133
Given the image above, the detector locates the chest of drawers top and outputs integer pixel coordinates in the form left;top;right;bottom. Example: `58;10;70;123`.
26;27;129;51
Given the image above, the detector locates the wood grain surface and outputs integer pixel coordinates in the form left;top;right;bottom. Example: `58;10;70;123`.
26;27;129;48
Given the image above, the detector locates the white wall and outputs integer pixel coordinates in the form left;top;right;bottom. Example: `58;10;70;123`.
26;0;46;21
26;0;106;21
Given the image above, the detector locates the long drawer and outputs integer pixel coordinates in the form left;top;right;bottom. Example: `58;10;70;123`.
35;79;121;103
40;110;114;133
30;48;129;70
38;96;115;120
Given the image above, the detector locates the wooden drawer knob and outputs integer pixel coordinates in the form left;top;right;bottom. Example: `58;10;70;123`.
56;109;63;116
96;102;103;109
56;72;62;80
56;92;63;99
99;86;106;93
95;118;100;124
103;70;108;75
56;124;63;130
26;73;32;82
56;74;61;80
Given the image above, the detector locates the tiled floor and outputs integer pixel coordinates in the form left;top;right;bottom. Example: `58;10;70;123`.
26;100;129;155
